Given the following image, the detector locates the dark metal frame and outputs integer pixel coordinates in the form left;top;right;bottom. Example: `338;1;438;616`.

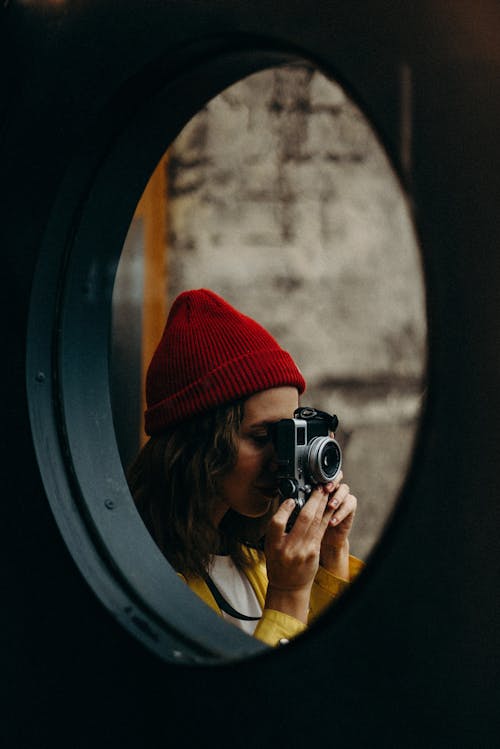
27;42;387;664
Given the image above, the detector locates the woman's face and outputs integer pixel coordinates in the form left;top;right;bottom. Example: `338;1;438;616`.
215;386;299;524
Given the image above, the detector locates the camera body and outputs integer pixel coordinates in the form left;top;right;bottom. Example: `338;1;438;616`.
270;406;342;509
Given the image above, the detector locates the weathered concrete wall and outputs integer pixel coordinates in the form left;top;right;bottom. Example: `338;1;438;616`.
166;63;427;559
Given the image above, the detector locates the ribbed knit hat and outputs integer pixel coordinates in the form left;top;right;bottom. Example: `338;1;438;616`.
145;289;306;434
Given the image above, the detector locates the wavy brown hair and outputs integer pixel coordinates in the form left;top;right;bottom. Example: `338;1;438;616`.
127;401;271;578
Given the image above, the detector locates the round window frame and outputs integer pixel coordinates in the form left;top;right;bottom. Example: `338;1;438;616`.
26;40;428;665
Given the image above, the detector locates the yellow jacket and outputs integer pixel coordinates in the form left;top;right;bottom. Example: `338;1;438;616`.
181;547;364;647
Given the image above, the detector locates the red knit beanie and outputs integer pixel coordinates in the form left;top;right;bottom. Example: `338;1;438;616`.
145;289;306;434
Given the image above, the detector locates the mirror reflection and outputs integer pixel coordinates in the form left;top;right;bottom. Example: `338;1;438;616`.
111;62;426;645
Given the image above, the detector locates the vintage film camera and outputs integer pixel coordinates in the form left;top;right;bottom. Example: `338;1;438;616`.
270;407;342;511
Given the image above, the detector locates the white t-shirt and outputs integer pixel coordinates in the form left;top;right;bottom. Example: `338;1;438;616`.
208;554;263;636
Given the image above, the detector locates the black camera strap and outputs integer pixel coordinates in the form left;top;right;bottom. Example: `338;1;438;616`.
203;573;261;622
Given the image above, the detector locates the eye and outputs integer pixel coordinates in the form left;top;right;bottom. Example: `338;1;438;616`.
250;433;271;447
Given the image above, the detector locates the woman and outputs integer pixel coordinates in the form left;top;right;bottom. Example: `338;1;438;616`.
128;288;362;646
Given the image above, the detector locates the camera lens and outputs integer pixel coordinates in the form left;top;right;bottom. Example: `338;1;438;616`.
322;443;337;471
307;437;342;484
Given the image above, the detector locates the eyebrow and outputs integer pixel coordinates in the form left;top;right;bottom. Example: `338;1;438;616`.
246;419;278;429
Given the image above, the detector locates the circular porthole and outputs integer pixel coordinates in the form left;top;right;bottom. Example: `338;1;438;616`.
26;43;427;665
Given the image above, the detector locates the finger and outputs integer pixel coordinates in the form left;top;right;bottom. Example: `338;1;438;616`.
331;470;344;490
323;472;344;497
329;494;357;526
301;485;330;523
266;499;298;543
328;482;350;510
289;486;333;540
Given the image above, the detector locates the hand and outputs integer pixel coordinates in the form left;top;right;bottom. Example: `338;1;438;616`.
264;486;335;623
319;471;357;578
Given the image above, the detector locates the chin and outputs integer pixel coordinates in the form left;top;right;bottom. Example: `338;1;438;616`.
243;497;273;518
247;505;272;519
254;495;280;519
